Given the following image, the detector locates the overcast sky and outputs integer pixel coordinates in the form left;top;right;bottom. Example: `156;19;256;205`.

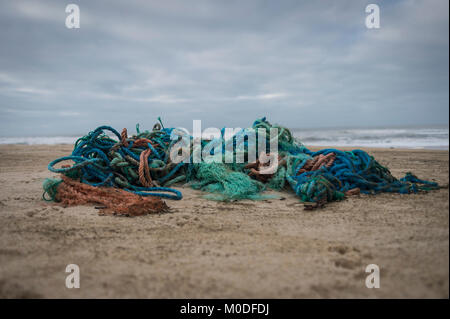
0;0;448;136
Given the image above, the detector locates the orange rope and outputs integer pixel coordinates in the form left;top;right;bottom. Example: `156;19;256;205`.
297;152;336;175
55;175;168;216
121;128;129;147
245;153;283;183
345;188;360;196
139;148;153;187
133;138;153;148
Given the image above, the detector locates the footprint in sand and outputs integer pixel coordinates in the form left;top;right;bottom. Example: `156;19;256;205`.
329;245;365;270
333;257;361;270
25;206;61;217
328;245;350;255
25;209;39;217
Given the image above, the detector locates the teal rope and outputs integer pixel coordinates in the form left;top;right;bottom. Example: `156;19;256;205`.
45;118;440;207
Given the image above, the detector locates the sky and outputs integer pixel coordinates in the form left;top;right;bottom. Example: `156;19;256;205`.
0;0;448;137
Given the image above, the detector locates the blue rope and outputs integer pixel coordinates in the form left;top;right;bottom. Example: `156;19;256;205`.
127;186;182;200
48;156;100;173
47;120;439;206
289;147;440;203
48;125;183;200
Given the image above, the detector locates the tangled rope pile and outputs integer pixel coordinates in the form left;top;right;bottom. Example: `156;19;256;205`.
43;117;440;215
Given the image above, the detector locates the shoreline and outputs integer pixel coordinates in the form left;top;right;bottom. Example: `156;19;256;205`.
1;143;449;150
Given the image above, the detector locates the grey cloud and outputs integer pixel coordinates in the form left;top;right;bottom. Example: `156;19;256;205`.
0;0;448;136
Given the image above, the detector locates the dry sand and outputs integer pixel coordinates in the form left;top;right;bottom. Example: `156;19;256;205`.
0;145;448;298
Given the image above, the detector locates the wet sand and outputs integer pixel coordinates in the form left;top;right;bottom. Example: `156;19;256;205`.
0;145;448;298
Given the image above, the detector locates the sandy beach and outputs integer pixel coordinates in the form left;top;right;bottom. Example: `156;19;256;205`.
0;144;448;298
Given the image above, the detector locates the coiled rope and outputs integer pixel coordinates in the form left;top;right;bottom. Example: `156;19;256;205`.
43;117;441;214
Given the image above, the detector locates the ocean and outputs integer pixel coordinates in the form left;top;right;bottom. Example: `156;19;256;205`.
293;126;449;150
0;126;448;150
